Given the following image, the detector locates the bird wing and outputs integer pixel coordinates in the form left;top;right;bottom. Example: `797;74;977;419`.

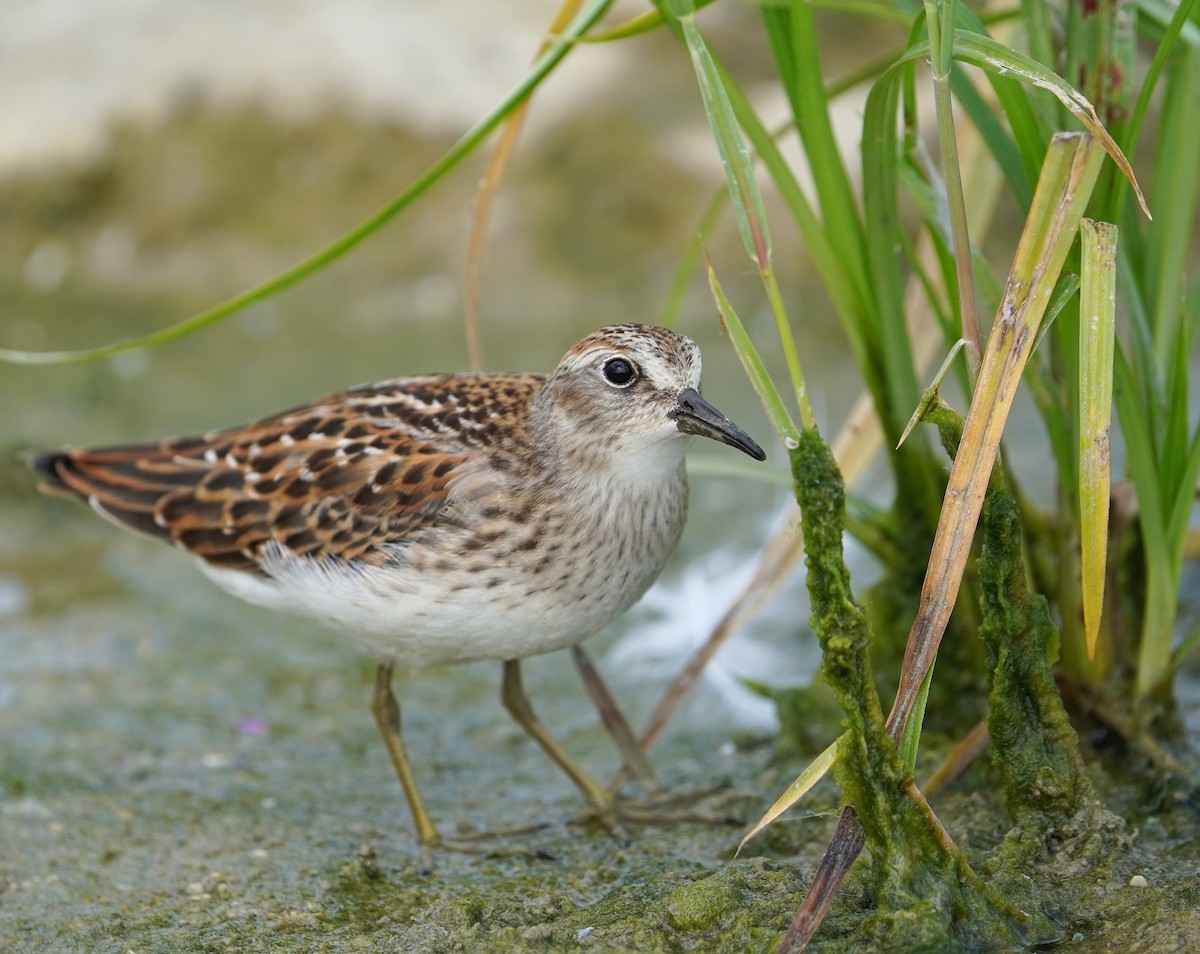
30;374;543;573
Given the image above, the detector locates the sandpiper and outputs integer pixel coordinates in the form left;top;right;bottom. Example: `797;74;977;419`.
29;323;765;854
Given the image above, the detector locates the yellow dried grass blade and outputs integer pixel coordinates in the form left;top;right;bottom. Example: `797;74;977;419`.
1079;219;1118;659
884;132;1107;736
738;735;841;854
463;0;585;370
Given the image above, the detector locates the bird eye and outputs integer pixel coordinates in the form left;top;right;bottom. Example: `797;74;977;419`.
602;357;637;387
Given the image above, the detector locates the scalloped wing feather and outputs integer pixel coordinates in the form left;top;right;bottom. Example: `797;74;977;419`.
31;374;543;573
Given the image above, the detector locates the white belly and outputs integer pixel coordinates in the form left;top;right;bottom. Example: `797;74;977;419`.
197;472;688;669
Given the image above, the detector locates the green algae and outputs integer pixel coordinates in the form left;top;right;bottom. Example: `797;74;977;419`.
784;424;1131;948
926;400;1127;859
313;853;805;952
790;428;1041;948
979;475;1122;844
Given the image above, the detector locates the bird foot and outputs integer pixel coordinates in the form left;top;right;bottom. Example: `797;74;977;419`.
413;822;556;871
570;782;743;841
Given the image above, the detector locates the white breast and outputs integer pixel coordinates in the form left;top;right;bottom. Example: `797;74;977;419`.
198;465;689;670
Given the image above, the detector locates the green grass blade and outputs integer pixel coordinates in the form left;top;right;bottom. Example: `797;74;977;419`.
1023;354;1074;486
952;3;1045;204
1114;0;1200;201
1021;0;1056;68
662;2;813;428
1078;219;1118;659
898;661;936;773
1166;419;1200;568
1162;323;1192;493
582;0;718;42
664;0;771;268
1146;47;1200;369
948;67;1033;209
857;17;1147;438
706;261;799;446
1024;271;1082;532
862;65;921;438
1115;247;1164;433
1113;347;1177;701
1172;624;1200;673
1032;273;1083;355
761;4;870;295
719;71;873;361
986;71;1049;201
948;30;1150;217
924;0;984;362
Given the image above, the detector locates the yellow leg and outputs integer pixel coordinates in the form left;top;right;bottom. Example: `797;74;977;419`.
501;659;629;843
568;651;738;827
370;661;552;861
369;662;441;848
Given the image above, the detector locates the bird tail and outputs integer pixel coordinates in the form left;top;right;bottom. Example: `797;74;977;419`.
24;449;74;496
